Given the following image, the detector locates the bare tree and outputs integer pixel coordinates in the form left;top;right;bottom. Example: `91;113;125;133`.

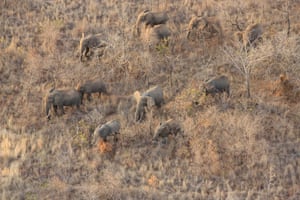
223;43;271;98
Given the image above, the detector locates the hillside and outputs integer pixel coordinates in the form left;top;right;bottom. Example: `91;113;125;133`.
1;0;300;199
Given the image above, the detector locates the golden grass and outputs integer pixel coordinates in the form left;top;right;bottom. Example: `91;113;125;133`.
1;0;300;199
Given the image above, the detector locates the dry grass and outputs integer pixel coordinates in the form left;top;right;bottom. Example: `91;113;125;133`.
1;0;300;199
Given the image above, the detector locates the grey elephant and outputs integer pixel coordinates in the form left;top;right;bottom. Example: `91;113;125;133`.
153;119;183;141
136;10;169;36
187;16;223;41
144;24;171;46
93;120;121;143
235;23;263;49
134;85;164;122
76;78;108;103
45;88;82;120
202;75;230;96
79;33;107;62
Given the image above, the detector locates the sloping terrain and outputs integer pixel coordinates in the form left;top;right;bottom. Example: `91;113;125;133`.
1;0;300;199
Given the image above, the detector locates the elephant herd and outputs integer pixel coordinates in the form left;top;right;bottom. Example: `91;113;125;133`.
46;9;262;145
45;76;230;145
79;10;263;61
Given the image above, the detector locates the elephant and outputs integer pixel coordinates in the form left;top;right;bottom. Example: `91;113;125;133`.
76;78;108;103
142;85;164;107
136;10;169;37
187;16;223;41
134;85;164;122
134;91;154;122
243;23;263;48
45;88;82;120
79;33;107;62
202;75;230;97
93;120;121;143
153;119;183;141
144;24;171;46
235;23;263;49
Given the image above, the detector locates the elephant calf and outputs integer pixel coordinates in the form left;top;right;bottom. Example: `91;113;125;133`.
136;10;169;36
93;120;121;143
202;75;230;96
76;79;108;103
79;33;107;62
45;88;82;120
134;85;164;122
153;119;183;141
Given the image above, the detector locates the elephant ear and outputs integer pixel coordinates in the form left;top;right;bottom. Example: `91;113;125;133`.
145;96;155;109
133;91;141;103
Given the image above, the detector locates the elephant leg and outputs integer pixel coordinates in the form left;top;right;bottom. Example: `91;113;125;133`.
59;105;64;115
162;138;167;144
114;135;119;142
141;109;146;121
81;47;89;61
84;47;89;57
81;95;84;104
226;88;230;97
138;111;145;122
87;93;92;101
53;105;58;115
135;112;140;122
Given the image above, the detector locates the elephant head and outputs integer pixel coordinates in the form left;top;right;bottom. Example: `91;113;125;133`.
79;33;107;62
136;10;169;37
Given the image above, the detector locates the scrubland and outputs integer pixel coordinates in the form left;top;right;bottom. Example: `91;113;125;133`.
1;0;300;199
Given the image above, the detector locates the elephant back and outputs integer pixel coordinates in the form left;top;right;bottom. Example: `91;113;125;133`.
142;85;164;107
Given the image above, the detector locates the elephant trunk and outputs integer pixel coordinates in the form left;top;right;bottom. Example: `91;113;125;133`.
45;99;51;120
187;31;191;39
46;92;55;120
79;92;84;104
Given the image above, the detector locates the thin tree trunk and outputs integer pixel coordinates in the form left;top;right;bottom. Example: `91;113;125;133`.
287;12;291;37
246;73;251;98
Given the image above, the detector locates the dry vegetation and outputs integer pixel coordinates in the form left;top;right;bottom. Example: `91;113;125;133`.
1;0;300;199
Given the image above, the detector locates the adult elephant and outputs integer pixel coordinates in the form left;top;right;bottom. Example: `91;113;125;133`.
45;88;82;119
